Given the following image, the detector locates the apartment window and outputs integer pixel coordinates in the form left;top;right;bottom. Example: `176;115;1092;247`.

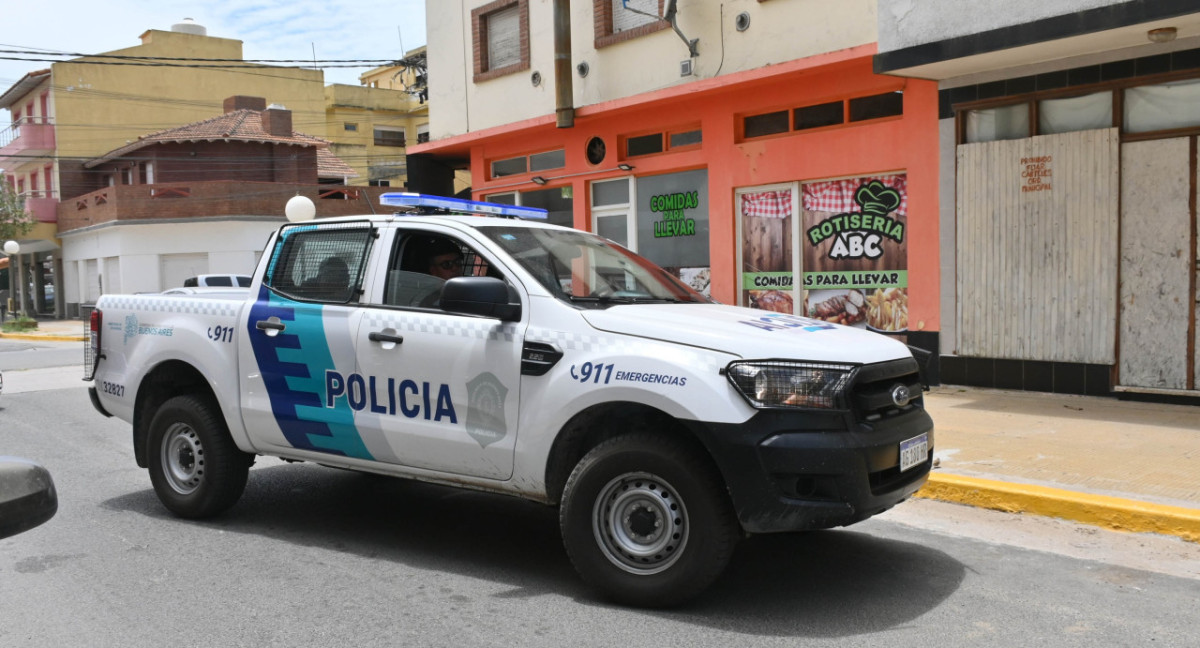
626;133;664;157
529;149;566;172
1124;79;1200;134
344;122;358;131
1039;91;1113;134
374;127;406;147
417;123;430;144
472;0;530;82
743;110;790;138
595;0;668;49
668;129;702;149
965;104;1030;143
491;156;528;178
794;101;845;131
849;92;904;122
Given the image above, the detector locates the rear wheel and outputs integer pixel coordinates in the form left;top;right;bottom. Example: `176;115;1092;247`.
560;433;739;607
147;395;251;518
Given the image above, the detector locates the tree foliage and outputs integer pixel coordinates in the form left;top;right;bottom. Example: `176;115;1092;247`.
0;181;34;241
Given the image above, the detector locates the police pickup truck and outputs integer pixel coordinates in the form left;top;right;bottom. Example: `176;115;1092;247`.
85;193;932;607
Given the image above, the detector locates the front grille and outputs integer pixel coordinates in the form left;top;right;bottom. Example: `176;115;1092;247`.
850;357;923;422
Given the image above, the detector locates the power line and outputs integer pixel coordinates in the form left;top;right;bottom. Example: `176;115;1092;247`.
0;48;401;65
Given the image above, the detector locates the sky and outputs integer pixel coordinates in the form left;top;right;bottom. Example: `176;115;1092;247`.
0;0;427;94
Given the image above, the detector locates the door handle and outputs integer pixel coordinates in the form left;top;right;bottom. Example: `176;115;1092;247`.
368;331;404;344
256;320;286;332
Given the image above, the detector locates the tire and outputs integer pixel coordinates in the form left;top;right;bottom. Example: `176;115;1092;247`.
147;395;252;519
560;433;739;607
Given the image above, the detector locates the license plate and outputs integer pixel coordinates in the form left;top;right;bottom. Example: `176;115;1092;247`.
899;433;928;472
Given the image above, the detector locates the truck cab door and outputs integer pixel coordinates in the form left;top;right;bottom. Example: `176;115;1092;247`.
238;221;380;460
349;227;526;480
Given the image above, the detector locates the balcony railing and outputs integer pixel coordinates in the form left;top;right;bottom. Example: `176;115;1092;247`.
18;190;59;223
0;117;56;161
57;181;397;233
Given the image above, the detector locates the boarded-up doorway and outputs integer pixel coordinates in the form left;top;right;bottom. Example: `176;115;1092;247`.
1118;137;1199;391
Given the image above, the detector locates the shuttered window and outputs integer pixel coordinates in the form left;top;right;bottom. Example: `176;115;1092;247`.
486;5;521;69
612;0;659;32
472;0;530;81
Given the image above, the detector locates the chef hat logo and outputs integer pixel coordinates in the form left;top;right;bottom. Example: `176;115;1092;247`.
854;181;901;216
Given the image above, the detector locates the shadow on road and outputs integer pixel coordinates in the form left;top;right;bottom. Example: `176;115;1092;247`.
105;462;965;637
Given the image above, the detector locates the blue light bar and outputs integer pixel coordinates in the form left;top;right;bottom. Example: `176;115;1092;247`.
380;192;548;219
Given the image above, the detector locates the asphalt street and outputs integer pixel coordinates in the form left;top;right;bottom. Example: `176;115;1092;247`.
2;376;1198;647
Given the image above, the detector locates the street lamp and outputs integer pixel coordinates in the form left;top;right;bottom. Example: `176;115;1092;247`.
3;240;23;318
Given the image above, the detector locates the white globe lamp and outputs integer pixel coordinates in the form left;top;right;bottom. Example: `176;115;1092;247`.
285;195;316;222
3;240;18;255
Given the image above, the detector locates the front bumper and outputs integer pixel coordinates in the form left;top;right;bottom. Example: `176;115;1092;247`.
689;407;933;533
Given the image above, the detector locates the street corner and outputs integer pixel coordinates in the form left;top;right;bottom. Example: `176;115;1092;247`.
917;473;1200;544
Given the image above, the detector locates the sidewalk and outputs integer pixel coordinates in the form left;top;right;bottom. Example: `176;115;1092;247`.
922;386;1200;543
0;318;87;342
3;319;1198;542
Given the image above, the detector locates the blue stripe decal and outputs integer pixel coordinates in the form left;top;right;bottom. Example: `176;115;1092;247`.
247;285;373;460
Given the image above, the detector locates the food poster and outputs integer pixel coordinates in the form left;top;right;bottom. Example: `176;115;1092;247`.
635;170;712;296
801;174;909;336
739;188;796;313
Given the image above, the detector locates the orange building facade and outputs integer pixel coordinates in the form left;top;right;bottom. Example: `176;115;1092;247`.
414;45;943;375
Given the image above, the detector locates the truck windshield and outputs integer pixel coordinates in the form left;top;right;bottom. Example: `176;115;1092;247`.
481;227;707;306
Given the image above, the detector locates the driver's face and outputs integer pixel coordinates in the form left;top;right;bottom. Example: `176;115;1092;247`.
429;253;463;280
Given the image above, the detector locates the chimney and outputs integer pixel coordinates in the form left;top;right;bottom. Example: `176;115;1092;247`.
223;95;267;114
261;104;293;137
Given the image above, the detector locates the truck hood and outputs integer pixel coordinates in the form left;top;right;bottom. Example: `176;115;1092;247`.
579;303;914;364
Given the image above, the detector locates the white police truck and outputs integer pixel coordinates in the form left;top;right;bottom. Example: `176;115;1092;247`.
86;193;932;607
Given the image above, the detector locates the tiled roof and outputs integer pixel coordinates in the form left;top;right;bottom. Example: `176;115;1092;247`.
0;69;51;109
317;148;357;178
85;109;358;178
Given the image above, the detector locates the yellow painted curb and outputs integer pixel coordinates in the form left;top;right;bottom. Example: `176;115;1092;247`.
0;332;85;342
917;473;1200;544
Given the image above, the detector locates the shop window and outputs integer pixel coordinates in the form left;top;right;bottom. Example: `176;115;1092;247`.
794;101;845;131
626;133;664;157
592;178;630;207
668;129;702;149
965;104;1030;143
344;122;358;131
514;187;574;228
743;110;790;138
485;192;517;205
1124;78;1200;134
1038;91;1113;134
595;0;668;49
374;127;406;147
529;149;566;172
849;92;903;122
635;170;709;293
491;156;528;178
472;0;530;82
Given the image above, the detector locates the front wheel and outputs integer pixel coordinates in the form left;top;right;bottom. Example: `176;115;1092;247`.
147;395;252;518
560;434;739;607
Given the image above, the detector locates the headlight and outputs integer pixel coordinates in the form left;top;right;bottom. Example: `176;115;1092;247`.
726;361;855;409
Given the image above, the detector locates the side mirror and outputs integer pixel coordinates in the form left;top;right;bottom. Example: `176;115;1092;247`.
0;458;58;540
441;277;521;321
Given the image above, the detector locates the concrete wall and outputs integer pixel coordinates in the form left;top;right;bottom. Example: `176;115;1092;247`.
60;219;280;298
876;0;1127;51
427;0;878;138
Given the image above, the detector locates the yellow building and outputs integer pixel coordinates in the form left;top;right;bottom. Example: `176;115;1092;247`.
0;20;327;315
323;47;430;188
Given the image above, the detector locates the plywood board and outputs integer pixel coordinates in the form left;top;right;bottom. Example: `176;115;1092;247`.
1119;138;1191;390
956;129;1119;363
